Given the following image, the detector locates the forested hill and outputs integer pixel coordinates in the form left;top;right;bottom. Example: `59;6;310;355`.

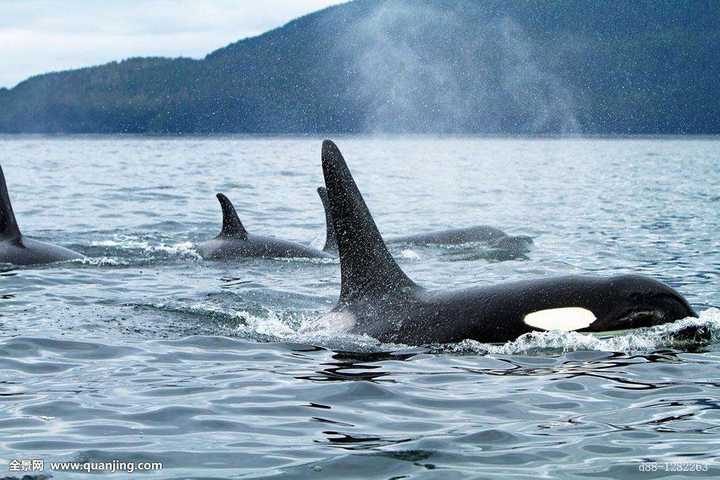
1;0;718;134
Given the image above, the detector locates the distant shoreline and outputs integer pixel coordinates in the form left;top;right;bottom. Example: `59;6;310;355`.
1;1;717;136
1;133;719;140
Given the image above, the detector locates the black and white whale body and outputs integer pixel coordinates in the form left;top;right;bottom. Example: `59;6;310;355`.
196;193;331;260
319;140;696;345
316;187;532;254
0;165;84;265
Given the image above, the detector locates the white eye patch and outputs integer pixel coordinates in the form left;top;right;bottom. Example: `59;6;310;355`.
523;307;597;332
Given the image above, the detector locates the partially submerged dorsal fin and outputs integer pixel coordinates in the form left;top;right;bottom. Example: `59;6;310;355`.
321;140;416;302
317;186;337;252
216;193;248;239
0;164;22;242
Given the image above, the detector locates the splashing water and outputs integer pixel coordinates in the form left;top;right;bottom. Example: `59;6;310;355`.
449;309;720;355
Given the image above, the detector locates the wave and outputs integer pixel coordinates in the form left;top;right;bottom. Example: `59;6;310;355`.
449;308;720;355
90;236;202;259
142;298;720;355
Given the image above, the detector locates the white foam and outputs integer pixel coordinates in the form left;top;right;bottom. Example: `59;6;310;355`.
399;249;421;260
92;237;201;259
74;256;122;266
298;311;357;335
233;308;297;338
452;308;720;355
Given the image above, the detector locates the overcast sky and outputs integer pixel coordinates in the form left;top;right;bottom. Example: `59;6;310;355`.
0;0;346;88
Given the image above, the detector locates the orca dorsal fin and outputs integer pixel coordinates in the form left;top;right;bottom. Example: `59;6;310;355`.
0;165;22;242
317;186;338;253
321;140;416;302
216;193;248;239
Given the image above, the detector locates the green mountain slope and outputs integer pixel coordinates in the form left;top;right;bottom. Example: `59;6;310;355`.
1;0;717;134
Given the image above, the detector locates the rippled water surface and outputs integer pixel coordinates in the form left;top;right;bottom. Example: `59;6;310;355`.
1;136;719;479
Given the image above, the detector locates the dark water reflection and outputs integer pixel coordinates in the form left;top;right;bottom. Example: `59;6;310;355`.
3;334;718;479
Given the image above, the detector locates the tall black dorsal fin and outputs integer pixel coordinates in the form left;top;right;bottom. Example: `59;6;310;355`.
321;140;416;302
317;187;338;252
216;193;248;239
0;164;22;241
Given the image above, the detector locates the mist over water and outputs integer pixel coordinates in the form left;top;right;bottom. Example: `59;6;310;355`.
342;1;580;133
0;135;719;478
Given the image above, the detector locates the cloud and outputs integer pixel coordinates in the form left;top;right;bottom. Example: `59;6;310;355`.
0;0;346;87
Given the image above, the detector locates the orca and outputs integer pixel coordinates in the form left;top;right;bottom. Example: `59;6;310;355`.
316;186;532;254
319;140;696;345
196;193;331;260
0;164;84;265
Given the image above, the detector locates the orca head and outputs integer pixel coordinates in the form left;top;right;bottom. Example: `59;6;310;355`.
584;274;696;332
522;275;696;333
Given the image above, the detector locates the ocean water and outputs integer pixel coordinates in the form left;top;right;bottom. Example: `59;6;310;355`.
0;135;719;479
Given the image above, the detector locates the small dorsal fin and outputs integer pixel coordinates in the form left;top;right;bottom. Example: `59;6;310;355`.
216;193;248;239
0;164;22;242
317;187;338;252
321;140;416;302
